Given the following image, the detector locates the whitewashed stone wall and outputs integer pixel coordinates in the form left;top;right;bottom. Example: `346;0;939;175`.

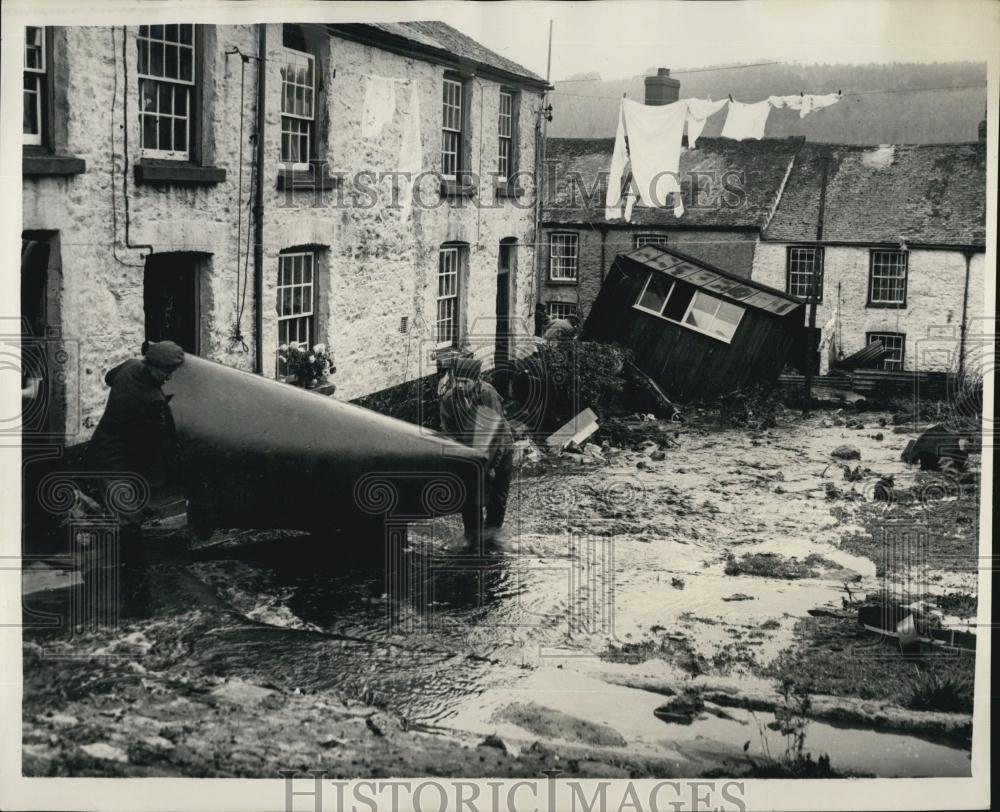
23;24;541;444
23;25;259;443
261;26;541;402
753;243;986;374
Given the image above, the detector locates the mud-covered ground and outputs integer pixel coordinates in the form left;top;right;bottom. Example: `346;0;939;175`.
22;407;980;778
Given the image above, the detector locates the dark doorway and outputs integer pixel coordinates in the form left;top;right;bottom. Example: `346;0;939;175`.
791;326;822;375
495;239;516;395
144;253;202;353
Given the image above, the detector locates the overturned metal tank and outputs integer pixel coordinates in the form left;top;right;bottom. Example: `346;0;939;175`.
163;356;487;536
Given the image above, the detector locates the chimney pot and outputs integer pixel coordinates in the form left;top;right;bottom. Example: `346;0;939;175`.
644;67;680;106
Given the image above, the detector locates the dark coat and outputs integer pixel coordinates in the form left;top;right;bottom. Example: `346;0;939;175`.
439;377;512;469
87;359;177;474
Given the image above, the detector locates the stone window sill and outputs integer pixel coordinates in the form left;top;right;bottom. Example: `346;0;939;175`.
495;179;525;198
134;158;226;185
276;169;342;192
23;148;86;177
547;279;579;287
440;178;477;198
865;301;907;310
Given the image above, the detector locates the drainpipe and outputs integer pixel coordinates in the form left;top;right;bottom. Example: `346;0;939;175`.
253;24;266;375
958;251;972;382
803;153;829;414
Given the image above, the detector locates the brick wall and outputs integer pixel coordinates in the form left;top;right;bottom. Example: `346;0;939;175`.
539;226;757;322
753;243;987;374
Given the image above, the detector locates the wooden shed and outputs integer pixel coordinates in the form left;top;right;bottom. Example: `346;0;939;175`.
582;244;806;402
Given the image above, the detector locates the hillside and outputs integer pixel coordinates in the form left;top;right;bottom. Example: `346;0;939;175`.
549;62;987;144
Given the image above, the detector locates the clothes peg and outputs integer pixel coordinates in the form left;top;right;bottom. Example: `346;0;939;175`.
728;94;734;102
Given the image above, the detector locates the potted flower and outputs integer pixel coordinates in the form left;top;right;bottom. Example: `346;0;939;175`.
278;342;336;391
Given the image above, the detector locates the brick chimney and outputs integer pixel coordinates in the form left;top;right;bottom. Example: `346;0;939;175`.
644;68;680;106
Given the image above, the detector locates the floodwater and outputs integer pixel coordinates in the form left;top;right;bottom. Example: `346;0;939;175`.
25;413;977;776
175;413;974;776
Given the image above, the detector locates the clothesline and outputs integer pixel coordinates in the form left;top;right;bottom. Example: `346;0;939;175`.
551;82;987;101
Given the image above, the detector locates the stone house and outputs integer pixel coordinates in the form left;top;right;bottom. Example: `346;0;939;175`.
752;136;987;374
538;69;804;323
21;21;547;449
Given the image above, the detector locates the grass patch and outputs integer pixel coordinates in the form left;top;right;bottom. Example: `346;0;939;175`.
724;552;836;580
905;671;973;714
762;615;975;712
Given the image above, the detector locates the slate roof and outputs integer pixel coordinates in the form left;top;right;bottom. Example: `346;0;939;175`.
542;136;805;228
328;21;547;87
764;141;986;246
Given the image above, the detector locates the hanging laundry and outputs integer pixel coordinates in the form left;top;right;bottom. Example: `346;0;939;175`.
767;94;799;110
684;97;729;148
604;103;630;220
605;98;688;220
768;93;841;118
398;84;422;221
361;76;397;138
720;100;772;140
800;92;841;118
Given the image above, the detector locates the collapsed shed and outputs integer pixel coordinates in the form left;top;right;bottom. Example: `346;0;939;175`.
582;244;806;401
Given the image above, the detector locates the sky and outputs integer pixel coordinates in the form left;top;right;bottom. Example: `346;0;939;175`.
424;0;999;82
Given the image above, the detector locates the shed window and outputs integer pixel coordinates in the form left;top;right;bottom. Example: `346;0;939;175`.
868;250;908;306
786;246;824;301
137;24;196;160
634;272;744;343
866;331;905;371
634;234;669;249
24;26;46;145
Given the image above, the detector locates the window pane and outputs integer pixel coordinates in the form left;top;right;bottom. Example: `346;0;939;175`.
662;283;694;322
684;291;720;330
713;301;744;340
166;43;179;79
23;84;38;134
142;114;156;149
150;24;164;40
174;118;187;152
166;24;178;42
175;86;187;115
141;79;157;111
179;24;193;44
637;273;672;313
158;83;173;114
179;46;193;81
151;41;164;75
158;116;172;150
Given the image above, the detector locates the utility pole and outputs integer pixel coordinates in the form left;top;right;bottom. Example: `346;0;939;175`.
803;154;830;415
532;21;553;336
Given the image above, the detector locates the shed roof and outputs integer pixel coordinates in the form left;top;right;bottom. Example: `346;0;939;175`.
543;136;804;228
764;141;986;246
621;244;804;317
327;21;548;88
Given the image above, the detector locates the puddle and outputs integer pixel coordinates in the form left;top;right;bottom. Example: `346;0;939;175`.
25;413;977;776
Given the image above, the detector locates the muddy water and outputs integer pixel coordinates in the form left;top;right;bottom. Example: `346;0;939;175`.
171;413;972;776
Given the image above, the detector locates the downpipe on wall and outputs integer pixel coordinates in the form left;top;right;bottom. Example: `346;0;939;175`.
253;24;266;375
